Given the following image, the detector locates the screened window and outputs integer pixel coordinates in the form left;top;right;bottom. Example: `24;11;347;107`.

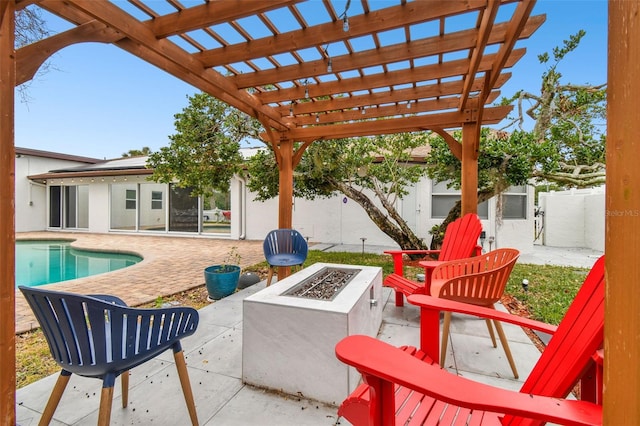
502;185;528;219
151;191;163;209
169;184;198;232
431;181;488;219
125;189;137;210
110;184;137;231
139;184;166;231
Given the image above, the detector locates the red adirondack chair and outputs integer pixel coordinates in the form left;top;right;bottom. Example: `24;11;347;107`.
430;248;521;378
336;256;605;426
384;213;483;306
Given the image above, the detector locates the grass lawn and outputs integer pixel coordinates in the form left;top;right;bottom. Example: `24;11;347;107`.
16;251;588;388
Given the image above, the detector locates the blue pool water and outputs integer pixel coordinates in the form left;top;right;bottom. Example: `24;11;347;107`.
16;240;142;287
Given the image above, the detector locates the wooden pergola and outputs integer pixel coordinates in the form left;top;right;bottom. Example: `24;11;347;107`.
1;1;638;423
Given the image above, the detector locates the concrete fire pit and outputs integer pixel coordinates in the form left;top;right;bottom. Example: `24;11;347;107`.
242;262;383;406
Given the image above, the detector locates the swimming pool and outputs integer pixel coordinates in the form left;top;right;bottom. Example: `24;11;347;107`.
16;240;142;287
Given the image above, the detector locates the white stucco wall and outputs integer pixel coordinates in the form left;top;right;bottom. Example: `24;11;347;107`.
243;179;536;254
538;187;605;250
15;154;96;232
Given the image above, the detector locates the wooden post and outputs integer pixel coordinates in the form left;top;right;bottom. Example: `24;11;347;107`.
460;122;479;216
604;1;640;423
0;1;16;423
277;138;294;280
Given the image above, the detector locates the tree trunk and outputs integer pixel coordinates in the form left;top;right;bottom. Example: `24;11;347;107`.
331;179;428;250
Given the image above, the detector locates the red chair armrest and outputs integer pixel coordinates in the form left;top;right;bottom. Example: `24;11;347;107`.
384;250;441;275
408;294;558;335
336;335;602;426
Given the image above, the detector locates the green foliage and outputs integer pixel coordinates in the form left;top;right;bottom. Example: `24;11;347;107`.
247;132;430;202
506;263;587;325
122;147;151;158
500;30;606;188
147;93;261;198
426;128;539;196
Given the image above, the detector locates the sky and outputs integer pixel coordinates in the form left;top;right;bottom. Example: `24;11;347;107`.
14;0;608;160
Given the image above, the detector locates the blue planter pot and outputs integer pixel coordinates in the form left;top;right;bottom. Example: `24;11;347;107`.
204;265;241;300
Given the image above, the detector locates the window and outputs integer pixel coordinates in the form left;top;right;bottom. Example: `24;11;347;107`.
48;185;88;229
501;185;527;219
49;186;61;228
125;189;137;210
110;184;137;231
151;191;163;209
431;181;488;219
168;184;198;232
139;184;166;231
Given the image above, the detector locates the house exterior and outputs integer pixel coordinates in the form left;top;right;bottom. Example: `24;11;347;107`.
17;147;536;253
14;148;102;232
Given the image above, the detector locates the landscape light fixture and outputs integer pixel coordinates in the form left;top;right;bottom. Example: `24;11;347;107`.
304;79;309;99
327;57;333;73
289;103;294;117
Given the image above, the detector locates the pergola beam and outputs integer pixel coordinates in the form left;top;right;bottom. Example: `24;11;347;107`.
459;0;499;110
256;50;524;104
231;16;544;88
16;20;121;85
197;1;489;67
286;106;512;141
280;74;510;119
295;92;501;126
150;0;300;38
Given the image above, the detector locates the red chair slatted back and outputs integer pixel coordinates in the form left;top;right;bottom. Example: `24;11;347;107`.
435;248;520;305
438;213;482;261
504;255;605;426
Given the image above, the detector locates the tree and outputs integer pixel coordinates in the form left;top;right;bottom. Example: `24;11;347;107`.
426;31;606;244
121;147;152;158
502;30;606;187
147;93;260;197
151;92;433;249
247;133;431;249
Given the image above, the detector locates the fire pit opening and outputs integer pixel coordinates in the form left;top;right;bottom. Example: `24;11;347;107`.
284;267;361;300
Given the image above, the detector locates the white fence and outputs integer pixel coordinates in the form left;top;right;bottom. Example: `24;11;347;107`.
537;186;605;251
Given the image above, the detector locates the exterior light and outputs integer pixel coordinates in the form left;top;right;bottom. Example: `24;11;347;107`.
343;16;349;32
327;57;332;73
315;114;320;123
289;104;294;117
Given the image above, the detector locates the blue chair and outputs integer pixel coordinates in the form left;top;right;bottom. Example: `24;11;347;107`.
263;229;308;286
19;286;200;425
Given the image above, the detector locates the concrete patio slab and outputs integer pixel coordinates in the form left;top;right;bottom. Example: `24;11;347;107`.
15;234;602;425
